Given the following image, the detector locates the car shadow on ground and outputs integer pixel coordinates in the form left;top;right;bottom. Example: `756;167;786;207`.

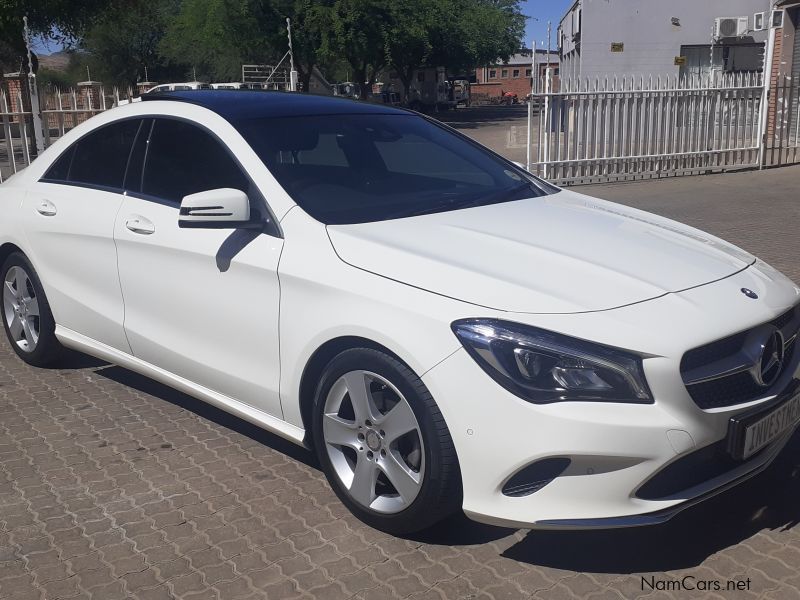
502;431;800;574
91;363;800;565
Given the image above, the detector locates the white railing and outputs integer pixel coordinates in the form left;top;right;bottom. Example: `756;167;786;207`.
0;85;137;183
528;71;777;185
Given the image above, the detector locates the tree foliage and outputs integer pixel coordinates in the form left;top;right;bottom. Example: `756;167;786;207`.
3;0;525;93
0;0;110;71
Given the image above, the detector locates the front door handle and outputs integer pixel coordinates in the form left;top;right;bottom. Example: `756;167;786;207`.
36;199;57;216
125;215;155;235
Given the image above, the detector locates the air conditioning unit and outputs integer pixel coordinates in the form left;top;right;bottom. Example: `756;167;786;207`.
753;12;766;31
714;17;749;38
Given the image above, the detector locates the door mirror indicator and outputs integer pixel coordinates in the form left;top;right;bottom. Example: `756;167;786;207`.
178;188;257;229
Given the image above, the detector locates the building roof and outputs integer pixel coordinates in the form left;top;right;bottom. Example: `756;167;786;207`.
141;89;406;120
489;50;560;67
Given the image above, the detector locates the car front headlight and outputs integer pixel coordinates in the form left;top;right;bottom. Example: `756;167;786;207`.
452;319;652;404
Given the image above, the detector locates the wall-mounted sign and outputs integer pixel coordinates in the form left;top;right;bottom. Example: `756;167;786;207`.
674;56;687;66
610;42;624;53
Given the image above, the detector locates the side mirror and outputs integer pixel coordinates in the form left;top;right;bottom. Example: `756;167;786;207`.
511;161;529;172
178;188;254;229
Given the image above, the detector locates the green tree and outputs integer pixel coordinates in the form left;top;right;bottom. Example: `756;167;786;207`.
326;0;389;88
82;0;183;88
250;0;334;92
0;0;111;72
159;0;265;82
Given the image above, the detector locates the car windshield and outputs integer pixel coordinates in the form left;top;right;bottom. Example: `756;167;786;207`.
234;113;556;224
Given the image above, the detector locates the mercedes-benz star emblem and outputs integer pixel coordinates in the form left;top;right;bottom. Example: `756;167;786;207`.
741;288;758;299
754;328;785;387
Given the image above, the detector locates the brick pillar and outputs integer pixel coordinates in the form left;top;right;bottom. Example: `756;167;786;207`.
77;80;103;111
137;81;157;95
1;72;30;123
766;27;784;139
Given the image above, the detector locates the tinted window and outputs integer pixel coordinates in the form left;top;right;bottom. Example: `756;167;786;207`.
235;114;555;225
43;145;75;181
69;119;142;189
124;119;153;193
141;119;249;203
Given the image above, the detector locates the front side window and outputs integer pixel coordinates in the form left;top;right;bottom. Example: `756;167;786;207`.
141;119;249;204
43;119;141;189
236;113;555;225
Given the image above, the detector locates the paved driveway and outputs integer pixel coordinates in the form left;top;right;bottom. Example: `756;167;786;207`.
2;166;800;600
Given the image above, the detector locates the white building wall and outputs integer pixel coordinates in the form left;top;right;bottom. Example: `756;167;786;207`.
559;0;773;80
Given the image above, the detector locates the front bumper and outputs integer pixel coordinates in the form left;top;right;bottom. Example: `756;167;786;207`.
424;347;799;530
422;265;800;530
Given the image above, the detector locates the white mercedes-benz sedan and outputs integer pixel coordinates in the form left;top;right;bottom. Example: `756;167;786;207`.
2;91;799;534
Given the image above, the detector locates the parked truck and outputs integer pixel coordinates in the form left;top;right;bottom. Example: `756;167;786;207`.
384;67;457;112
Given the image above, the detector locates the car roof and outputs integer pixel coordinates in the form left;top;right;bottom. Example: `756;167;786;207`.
141;89;410;120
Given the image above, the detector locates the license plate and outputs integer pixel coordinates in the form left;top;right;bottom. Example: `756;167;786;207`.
737;393;800;459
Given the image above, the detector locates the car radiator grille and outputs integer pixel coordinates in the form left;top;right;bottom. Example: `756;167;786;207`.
680;305;800;410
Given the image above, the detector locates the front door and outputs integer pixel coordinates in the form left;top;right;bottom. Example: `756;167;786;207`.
113;117;283;417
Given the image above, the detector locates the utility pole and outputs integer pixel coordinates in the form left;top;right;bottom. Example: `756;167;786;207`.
22;16;44;156
527;39;536;172
287;18;298;92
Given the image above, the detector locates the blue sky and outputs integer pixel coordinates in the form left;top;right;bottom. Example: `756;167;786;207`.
522;0;573;52
32;0;574;56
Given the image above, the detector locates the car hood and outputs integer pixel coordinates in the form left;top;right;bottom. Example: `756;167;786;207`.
326;189;756;314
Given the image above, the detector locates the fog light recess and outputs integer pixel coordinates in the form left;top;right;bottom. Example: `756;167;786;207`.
501;458;571;497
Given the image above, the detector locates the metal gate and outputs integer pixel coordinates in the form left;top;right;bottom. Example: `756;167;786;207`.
528;71;768;185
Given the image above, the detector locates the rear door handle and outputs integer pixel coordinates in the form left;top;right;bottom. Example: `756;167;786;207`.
36;199;57;216
125;215;155;235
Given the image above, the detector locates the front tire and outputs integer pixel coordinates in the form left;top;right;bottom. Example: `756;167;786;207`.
2;252;62;366
312;348;461;534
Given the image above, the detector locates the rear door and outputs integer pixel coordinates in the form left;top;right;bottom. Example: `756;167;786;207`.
21;119;142;352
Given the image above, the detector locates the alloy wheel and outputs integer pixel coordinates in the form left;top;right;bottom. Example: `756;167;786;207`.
322;370;425;513
3;266;40;353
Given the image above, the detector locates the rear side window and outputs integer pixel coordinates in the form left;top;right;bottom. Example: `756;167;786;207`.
141;119;248;204
67;119;141;189
43;145;75;181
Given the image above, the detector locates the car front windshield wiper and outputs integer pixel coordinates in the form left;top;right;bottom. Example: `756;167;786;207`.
391;182;537;219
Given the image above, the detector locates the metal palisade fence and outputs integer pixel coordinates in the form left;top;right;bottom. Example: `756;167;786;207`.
529;71;800;185
0;85;135;184
2;77;799;185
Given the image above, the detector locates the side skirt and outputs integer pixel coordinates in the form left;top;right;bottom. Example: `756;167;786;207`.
55;325;306;446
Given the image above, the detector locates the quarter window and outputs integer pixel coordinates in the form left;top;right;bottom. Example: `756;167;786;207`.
141;119;249;204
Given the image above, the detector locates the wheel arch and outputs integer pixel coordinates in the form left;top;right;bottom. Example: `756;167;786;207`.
298;336;409;446
0;243;25;268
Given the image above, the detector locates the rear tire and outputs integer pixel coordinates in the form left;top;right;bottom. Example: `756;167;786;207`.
1;252;62;366
312;348;462;535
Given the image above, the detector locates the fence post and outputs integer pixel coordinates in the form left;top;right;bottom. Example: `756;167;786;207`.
542;67;553;180
757;25;777;169
22;16;45;156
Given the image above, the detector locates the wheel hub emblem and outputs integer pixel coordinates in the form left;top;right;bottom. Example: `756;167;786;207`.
365;430;382;451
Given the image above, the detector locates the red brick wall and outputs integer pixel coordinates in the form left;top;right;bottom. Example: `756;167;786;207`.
767;27;784;138
1;75;31;123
